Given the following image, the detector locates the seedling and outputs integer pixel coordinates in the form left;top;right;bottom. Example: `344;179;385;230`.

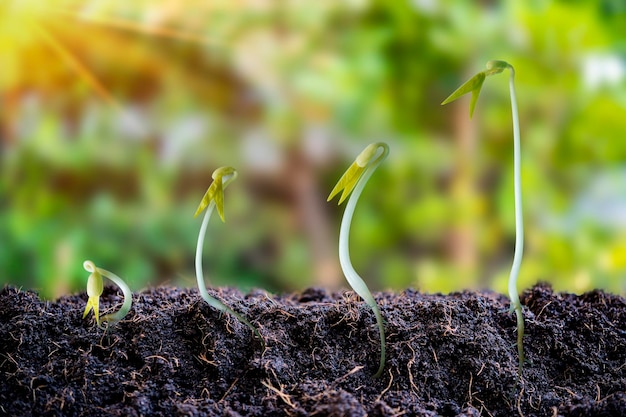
442;60;525;375
328;142;389;378
194;166;262;341
82;260;132;330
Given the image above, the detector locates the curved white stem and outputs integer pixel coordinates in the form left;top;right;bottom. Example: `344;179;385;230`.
98;268;133;328
507;66;525;374
195;201;262;340
338;143;388;378
195;201;223;310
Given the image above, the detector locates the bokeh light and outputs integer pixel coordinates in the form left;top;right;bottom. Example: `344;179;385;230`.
1;1;625;298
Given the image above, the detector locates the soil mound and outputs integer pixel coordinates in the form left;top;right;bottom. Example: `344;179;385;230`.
1;284;624;416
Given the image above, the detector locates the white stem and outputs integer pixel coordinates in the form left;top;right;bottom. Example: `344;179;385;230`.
98;267;133;326
507;66;525;374
195;201;221;308
338;144;388;378
507;67;524;307
340;167;381;307
195;201;262;340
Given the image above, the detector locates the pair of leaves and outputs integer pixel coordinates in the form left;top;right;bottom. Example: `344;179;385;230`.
328;143;387;205
441;60;511;118
194;166;238;221
82;261;104;327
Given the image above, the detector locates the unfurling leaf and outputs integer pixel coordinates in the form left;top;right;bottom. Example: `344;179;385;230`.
194;167;237;221
441;71;486;118
328;162;366;205
328;143;382;205
82;266;104;327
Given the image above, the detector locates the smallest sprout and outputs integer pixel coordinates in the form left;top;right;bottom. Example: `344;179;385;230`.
82;262;104;328
82;260;132;330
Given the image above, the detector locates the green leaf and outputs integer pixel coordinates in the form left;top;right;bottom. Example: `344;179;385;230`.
441;71;486;118
194;167;237;221
213;178;225;222
328;143;386;205
194;180;219;219
328;162;366;205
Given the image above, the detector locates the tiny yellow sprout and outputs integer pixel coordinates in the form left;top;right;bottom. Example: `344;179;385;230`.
194;167;262;342
82;263;104;327
328;142;389;378
82;260;132;330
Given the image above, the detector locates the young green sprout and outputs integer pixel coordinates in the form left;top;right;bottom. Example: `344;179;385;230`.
328;142;389;378
82;260;132;330
194;166;262;341
442;60;525;375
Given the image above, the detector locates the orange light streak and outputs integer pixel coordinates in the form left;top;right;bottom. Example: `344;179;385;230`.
49;9;226;48
32;21;118;108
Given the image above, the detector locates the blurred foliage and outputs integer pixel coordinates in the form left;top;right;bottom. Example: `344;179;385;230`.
1;0;625;299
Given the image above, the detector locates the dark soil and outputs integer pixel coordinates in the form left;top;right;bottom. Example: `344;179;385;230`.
1;283;625;416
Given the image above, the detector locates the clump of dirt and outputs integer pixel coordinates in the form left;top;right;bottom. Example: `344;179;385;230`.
0;283;624;416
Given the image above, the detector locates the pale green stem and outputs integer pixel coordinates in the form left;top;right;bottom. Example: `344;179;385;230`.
83;260;132;330
339;143;388;378
507;66;525;375
99;268;133;328
195;201;262;341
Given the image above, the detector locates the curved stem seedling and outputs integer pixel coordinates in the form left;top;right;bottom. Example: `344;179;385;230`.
328;142;389;378
82;260;132;330
442;60;525;376
194;167;262;342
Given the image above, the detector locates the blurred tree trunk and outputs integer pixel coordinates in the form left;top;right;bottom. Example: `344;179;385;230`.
288;147;342;290
448;82;479;286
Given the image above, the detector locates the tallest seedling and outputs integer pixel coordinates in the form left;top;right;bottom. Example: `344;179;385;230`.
442;60;525;375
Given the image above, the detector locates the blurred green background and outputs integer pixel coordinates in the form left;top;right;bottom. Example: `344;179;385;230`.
1;1;625;299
